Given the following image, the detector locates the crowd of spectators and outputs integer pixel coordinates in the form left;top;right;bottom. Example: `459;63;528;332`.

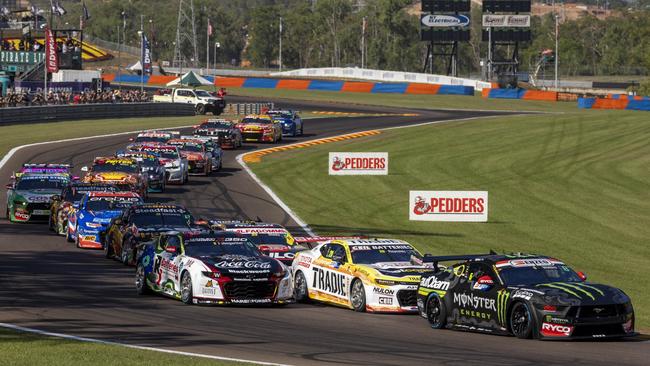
0;89;151;108
1;36;80;54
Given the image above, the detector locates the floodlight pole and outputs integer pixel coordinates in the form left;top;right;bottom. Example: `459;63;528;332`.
278;16;282;72
554;14;559;89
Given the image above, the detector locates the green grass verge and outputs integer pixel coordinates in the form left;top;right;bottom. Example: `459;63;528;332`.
249;109;650;329
0;328;250;366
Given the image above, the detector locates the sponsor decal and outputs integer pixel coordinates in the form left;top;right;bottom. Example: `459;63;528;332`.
373;287;395;296
545;315;570;324
421;14;470;28
44;27;59;73
541;322;573;337
312;267;347;296
378;297;393;305
482;14;530;28
512;290;534;301
496;289;510;326
420;277;450;291
161;259;179;277
460;309;492;320
269;252;295;260
537;282;604;301
14;211;30;221
230;298;272;304
329;152;388;176
214;261;271;269
409;191;488;222
297;256;312;268
453;292;496;311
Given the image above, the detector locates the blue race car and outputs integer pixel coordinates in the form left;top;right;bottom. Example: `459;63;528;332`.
67;191;143;249
267;110;303;137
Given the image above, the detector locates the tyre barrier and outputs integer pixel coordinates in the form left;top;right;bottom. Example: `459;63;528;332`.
481;88;558;101
0;102;196;125
578;97;650;111
224;103;275;115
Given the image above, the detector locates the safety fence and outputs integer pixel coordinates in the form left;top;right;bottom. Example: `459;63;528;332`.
102;74;475;96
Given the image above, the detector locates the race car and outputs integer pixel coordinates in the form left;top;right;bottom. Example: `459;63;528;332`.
66;191;143;249
49;182;118;235
235;114;282;143
209;220;306;265
116;151;166;193
267;110;303;137
193;119;242;149
128;131;173;146
104;203;196;265
416;253;637;340
13;163;74;179
167;138;214;175
6;173;69;223
81;157;148;198
291;238;431;313
179;136;223;172
135;231;293;305
128;144;189;184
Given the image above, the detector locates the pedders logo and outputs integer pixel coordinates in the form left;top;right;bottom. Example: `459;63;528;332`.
541;322;573;337
329;152;388;175
409;191;488;222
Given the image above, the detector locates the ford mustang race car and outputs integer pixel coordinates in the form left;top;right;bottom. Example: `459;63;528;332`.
129;144;189;184
14;163;74;179
193;119;242;149
67;191;143;249
209;220;306;265
116;151;166;193
6;173;69;222
167;138;214;175
82;157;148;198
135;231;293;305
128;131;173;147
105;203;196;265
291;238;430;313
49;183;118;235
236;115;282;143
416;253;637;340
179;136;223;172
267;110;303;137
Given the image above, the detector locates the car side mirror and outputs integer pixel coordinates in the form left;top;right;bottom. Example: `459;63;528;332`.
128;137;135;142
5;183;13;190
80;166;89;172
577;271;587;281
72;203;80;209
51;194;61;201
473;275;495;291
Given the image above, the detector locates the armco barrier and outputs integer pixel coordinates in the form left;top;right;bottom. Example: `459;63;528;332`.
482;88;558;101
0;102;195;125
578;97;650;111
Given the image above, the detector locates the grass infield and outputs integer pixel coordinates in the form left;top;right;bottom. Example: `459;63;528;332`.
249;110;650;329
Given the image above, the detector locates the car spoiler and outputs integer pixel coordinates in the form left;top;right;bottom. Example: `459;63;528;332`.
293;236;367;243
422;254;493;270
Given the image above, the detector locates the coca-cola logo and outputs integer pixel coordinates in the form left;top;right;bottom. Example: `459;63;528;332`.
214;261;271;269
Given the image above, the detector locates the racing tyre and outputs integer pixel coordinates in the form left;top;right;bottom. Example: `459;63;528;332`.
293;271;309;302
135;264;150;295
510;302;535;339
48;214;54;231
104;237;114;258
300;126;304;136
426;293;447;329
181;272;194;305
195;104;206;115
75;232;81;248
350;279;366;312
121;242;131;265
66;226;74;243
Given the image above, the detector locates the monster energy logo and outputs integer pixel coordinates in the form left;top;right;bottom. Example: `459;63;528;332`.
497;289;510;326
537;282;604;300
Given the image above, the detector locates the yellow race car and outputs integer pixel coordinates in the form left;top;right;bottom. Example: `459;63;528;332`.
291;238;432;313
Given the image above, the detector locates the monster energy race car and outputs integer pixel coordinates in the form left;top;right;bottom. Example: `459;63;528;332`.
416;253;636;340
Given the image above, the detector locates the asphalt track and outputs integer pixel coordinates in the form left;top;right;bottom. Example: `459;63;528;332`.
0;99;648;366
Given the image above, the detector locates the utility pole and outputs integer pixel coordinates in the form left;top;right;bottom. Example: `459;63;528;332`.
206;17;210;73
554;14;559;89
279;16;283;72
361;17;366;68
139;15;144;92
214;42;220;71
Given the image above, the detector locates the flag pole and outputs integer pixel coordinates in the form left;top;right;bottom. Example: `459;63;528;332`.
206;18;210;73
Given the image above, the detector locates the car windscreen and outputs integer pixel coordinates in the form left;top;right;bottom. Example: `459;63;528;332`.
245;234;291;246
184;237;261;257
92;162;138;173
177;143;202;152
139;158;159;167
349;244;420;264
195;90;212;97
131;209;193;227
86;196;141;211
135;136;168;144
16;177;67;190
498;264;583;286
242;118;271;125
202;122;231;129
155;150;179;159
271;112;292;119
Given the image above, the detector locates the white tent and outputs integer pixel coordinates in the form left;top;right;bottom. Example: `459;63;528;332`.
127;61;142;71
166;71;213;87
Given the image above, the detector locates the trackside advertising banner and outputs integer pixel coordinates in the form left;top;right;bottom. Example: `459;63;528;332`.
409;191;488;222
329;152;388;175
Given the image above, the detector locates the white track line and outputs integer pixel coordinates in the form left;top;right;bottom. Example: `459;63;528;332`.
0;323;292;366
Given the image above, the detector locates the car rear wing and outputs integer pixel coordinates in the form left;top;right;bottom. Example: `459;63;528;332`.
422;254;493;270
293;236;367;243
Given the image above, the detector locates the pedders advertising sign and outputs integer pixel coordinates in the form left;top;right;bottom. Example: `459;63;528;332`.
44;27;58;73
329;152;388;176
409;191;488;222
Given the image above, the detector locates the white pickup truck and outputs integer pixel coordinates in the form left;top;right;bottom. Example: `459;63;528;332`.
153;88;225;115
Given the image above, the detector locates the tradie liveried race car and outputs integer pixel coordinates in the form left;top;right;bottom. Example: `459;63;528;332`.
66;191;143;249
128;144;188;184
179;135;223;172
416;253;637;340
208;220;306;265
267;110;304;137
136;231;293;305
104;203;196;265
116;151;166;193
6;173;69;222
49;182;118;235
82;157;148;198
236;114;282;143
193;119;242;149
291;238;430;313
167;138;214;176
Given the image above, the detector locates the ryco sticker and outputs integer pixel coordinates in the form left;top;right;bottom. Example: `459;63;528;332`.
329;152;388;176
409;191;488;222
541;323;573;337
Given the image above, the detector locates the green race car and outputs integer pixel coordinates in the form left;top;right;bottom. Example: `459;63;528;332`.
6;173;70;223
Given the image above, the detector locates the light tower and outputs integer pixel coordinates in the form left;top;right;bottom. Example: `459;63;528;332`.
172;0;199;70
